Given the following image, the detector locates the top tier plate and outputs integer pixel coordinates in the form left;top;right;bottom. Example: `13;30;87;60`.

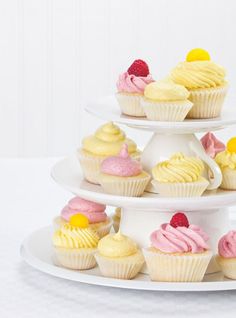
86;95;236;133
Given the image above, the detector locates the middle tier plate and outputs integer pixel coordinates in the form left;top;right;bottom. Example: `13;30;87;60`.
85;95;236;133
51;155;236;211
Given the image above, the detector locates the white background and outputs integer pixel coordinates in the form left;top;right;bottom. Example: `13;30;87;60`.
1;0;236;157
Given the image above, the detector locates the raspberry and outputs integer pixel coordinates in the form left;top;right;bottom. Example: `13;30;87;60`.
170;212;189;228
127;59;149;77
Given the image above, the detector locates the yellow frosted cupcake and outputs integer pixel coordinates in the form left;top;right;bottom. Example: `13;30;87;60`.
215;137;236;190
171;48;227;118
217;230;236;279
53;214;99;270
143;212;212;282
99;144;150;197
95;231;144;279
141;79;193;121
151;152;209;197
77;122;140;184
113;208;121;232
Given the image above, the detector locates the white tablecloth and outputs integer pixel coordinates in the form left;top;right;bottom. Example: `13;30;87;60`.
1;158;236;318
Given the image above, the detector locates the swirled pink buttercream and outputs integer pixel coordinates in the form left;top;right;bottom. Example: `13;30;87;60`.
116;72;153;94
101;144;142;177
218;231;236;258
150;223;209;253
201;132;225;159
61;197;107;224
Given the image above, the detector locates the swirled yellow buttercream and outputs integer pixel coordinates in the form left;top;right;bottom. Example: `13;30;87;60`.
152;152;204;183
144;80;189;101
53;224;99;249
98;231;138;258
171;61;226;89
82;122;137;156
215;151;236;170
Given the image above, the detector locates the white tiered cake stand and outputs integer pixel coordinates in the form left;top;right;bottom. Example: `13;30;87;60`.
21;95;236;291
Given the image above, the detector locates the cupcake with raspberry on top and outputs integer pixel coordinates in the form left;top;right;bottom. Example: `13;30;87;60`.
143;212;212;282
116;59;154;117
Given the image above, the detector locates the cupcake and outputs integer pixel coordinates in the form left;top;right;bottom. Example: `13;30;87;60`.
95;231;144;279
99;144;150;197
53;196;112;238
113;208;121;232
141;79;193;121
201;132;225;159
116;59;154;117
151;152;209;197
215;137;236;190
143;212;212;282
53;214;99;270
78;122;140;184
217;230;236;279
171;48;227;118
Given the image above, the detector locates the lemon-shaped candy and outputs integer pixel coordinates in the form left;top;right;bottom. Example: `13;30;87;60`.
69;213;89;228
186;48;211;62
227;137;236;153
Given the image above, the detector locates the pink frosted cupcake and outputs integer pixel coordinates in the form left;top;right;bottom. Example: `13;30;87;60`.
116;59;154;117
99;144;150;197
201;132;225;159
53;196;112;238
143;212;212;282
217;231;236;279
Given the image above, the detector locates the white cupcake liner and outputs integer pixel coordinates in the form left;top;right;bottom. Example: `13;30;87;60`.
91;218;113;238
116;92;146;117
95;251;144;279
187;85;228;119
99;172;150;197
216;255;236;279
54;247;97;270
220;168;236;190
77;149;105;184
53;216;112;238
77;149;141;185
141;98;193;121
143;248;212;282
151;177;209;197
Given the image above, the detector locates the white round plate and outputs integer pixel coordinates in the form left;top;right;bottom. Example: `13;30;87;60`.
51;155;236;211
21;225;236;291
86;95;236;133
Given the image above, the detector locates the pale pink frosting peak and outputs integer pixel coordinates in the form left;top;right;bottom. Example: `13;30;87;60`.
61;196;107;224
101;144;142;177
150;223;209;254
218;231;236;258
201;132;225;159
116;72;154;94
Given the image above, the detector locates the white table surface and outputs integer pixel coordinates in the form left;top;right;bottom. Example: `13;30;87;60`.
1;157;236;318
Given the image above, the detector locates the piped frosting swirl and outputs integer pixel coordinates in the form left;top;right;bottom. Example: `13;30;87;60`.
171;61;226;89
218;231;236;258
82;122;137;156
152;152;205;183
98;231;138;258
101;144;142;177
117;72;153;94
150;223;209;253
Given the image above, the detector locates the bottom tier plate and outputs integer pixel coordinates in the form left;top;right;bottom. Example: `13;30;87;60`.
20;225;236;292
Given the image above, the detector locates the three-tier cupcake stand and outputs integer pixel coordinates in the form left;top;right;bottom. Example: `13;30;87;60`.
21;95;236;291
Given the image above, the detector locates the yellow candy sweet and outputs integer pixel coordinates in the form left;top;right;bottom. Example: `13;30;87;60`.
69;213;89;228
227;137;236;153
186;48;211;62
